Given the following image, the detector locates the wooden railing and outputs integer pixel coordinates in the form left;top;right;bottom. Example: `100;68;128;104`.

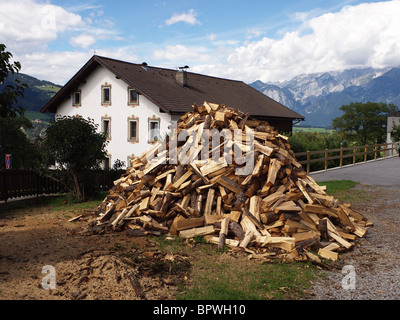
0;169;124;203
294;142;399;174
0;170;67;203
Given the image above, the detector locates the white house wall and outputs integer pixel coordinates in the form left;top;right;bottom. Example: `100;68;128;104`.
56;65;173;168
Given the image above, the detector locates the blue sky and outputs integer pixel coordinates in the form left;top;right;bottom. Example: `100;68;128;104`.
1;0;399;84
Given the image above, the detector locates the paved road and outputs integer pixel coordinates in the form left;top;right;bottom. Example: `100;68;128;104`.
310;156;400;187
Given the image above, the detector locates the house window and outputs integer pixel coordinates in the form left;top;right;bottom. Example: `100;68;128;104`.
101;84;111;105
128;117;139;142
148;118;160;143
103;155;111;170
73;91;81;106
128;88;139;105
127;154;135;167
102;116;111;140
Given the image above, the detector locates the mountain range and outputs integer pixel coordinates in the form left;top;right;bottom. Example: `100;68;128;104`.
250;66;400;127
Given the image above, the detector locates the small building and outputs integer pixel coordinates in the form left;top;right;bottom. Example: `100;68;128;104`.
41;55;304;168
387;111;400;155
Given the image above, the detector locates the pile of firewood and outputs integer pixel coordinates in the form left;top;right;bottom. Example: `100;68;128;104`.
88;101;372;262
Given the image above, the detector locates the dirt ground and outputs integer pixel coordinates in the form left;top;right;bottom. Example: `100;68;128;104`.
1;184;399;300
0;200;191;300
309;184;400;300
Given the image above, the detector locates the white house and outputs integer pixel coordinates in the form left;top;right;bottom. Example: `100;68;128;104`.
41;55;304;169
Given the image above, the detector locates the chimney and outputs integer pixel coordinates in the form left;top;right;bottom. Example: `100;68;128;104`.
176;65;189;87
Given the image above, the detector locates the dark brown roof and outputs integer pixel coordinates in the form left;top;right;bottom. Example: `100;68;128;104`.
41;55;304;121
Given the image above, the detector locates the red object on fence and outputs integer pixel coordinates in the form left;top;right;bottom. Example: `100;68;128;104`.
5;154;11;170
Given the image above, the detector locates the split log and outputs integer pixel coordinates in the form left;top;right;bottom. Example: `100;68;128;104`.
218;217;230;250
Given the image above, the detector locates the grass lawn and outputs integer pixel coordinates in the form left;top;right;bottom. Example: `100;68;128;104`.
317;179;376;204
154;235;316;300
318;180;358;194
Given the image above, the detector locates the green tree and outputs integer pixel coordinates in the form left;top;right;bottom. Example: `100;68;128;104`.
42;116;108;200
390;121;400;142
332;102;398;145
0;44;28;118
0;117;42;169
1;44;33;170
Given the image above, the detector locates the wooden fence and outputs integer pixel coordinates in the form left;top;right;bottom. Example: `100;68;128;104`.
0;169;124;203
2;143;398;202
294;142;399;173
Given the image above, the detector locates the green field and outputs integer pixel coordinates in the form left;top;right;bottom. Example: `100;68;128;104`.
293;126;334;133
34;84;60;93
24;110;53;121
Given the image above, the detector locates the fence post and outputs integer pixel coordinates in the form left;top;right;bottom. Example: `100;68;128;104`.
364;146;367;162
306;151;310;174
2;170;8;203
374;144;377;160
340;146;343;167
391;143;394;157
383;144;386;158
35;172;40;198
324;149;328;170
353;147;356;164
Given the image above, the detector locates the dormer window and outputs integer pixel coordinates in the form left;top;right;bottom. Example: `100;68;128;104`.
128;88;139;105
101;84;111;105
73;91;81;107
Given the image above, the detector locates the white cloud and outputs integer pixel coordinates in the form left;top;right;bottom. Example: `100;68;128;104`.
199;0;400;83
165;9;200;26
0;0;83;52
21;51;92;85
69;34;96;49
246;28;263;40
207;33;217;41
152;44;211;66
20;46;141;85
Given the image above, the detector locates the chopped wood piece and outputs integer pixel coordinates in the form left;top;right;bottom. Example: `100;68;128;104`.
239;230;254;248
318;248;339;261
304;204;338;218
274;200;302;213
175;217;205;231
267;158;282;187
292;230;318;242
204;214;224;225
179;225;215;238
206;236;239;248
167;170;193;191
215;111;226;122
217;176;241;194
324;218;353;249
295;180;314;204
68;215;83;222
304;250;321;263
204;188;215;215
218;217;230;250
229;221;245;240
323;243;340;251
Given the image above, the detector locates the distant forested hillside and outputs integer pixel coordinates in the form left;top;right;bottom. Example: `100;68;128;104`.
0;72;61;120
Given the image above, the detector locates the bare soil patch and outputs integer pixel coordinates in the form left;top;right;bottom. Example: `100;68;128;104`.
0;201;190;300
